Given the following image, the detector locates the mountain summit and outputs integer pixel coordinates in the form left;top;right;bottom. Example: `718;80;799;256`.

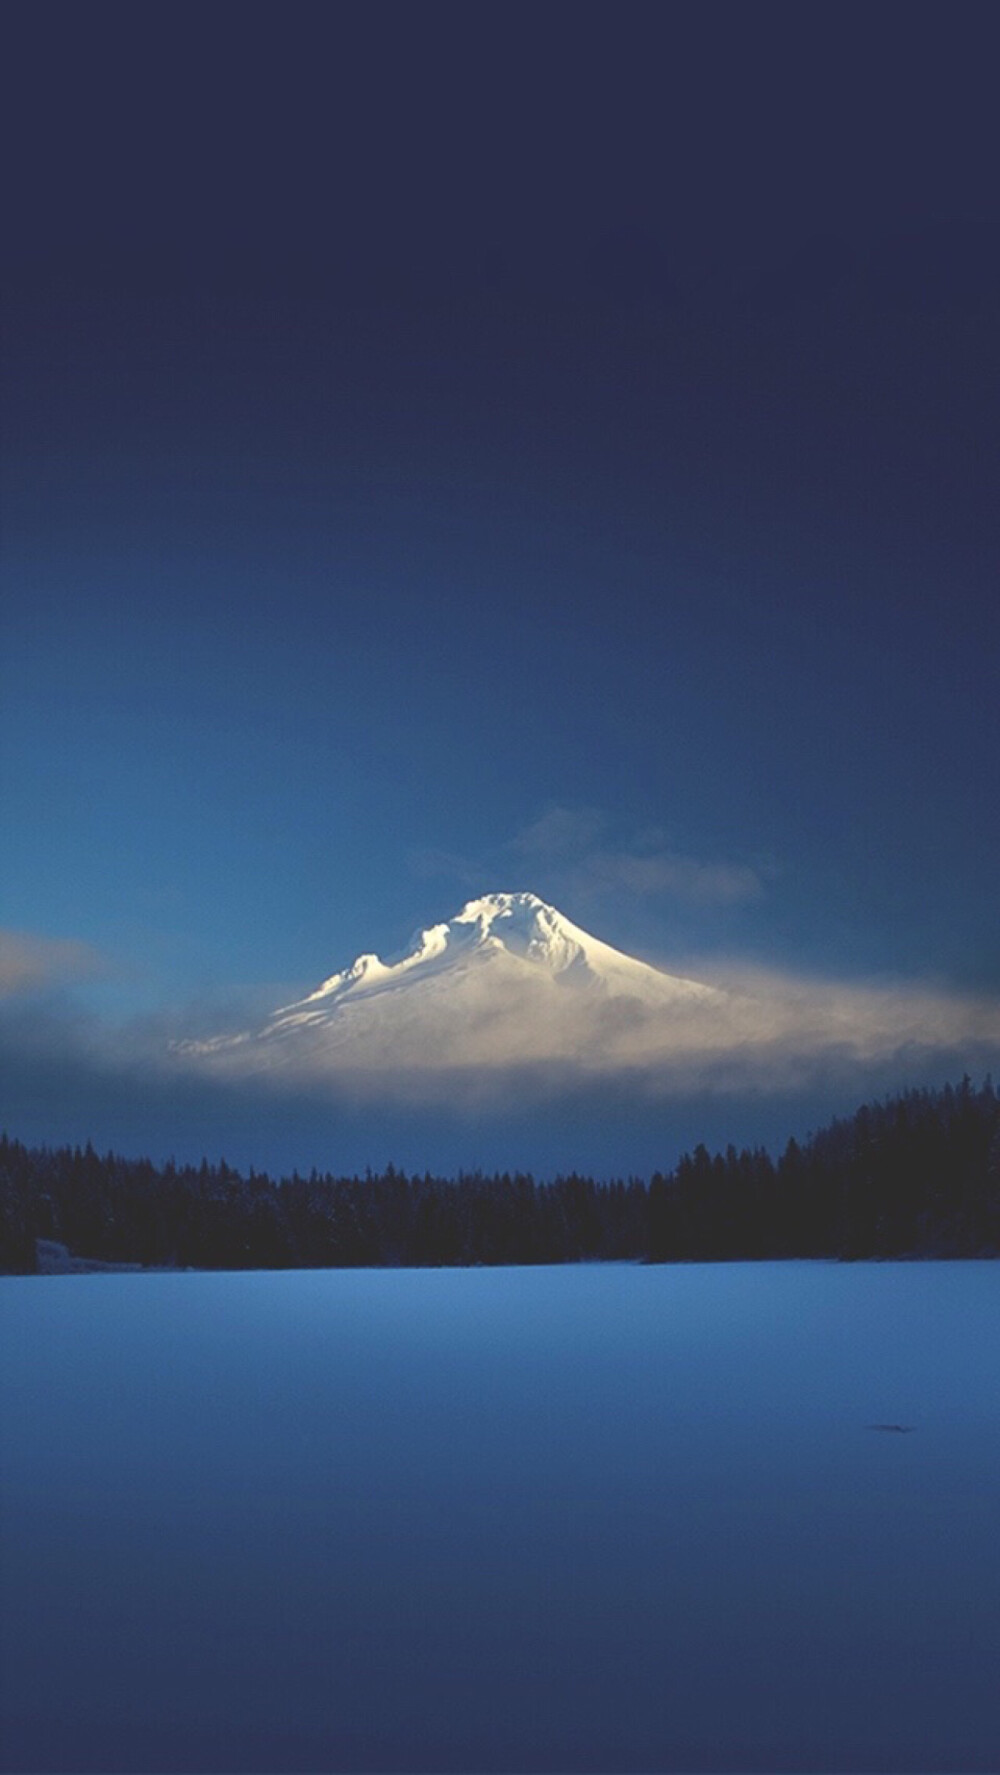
281;892;716;1013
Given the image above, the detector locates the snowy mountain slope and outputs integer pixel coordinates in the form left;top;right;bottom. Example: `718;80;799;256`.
276;892;718;1015
185;892;725;1078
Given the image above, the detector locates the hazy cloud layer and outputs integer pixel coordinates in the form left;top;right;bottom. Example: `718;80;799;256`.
0;929;106;997
176;960;1000;1110
3;912;998;1174
3;965;999;1179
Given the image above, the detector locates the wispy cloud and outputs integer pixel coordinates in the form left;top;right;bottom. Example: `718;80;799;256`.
411;806;769;908
508;805;768;905
582;849;765;904
0;929;106;997
509;806;608;859
406;845;486;887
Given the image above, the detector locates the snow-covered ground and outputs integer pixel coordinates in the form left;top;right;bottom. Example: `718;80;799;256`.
2;1260;998;1772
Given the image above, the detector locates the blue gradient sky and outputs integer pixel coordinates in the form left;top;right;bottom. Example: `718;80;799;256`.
2;6;998;1172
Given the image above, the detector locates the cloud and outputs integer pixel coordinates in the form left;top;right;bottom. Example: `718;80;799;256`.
582;850;765;904
408;808;767;908
3;957;999;1181
509;806;608;858
406;809;767;908
508;806;767;905
406;845;486;887
2;898;996;1176
174;952;1000;1112
0;929;106;997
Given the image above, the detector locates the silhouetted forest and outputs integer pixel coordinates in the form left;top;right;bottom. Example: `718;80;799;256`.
1;1079;998;1274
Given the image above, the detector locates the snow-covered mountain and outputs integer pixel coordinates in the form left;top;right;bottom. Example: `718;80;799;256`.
277;892;716;1014
178;890;1000;1101
185;892;724;1082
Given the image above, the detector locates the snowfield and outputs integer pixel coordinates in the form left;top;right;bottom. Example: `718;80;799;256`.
3;1261;999;1774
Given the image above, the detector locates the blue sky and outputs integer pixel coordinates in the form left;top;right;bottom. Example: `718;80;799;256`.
2;6;998;1174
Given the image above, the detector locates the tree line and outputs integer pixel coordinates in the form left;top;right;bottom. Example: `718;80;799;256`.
1;1078;998;1274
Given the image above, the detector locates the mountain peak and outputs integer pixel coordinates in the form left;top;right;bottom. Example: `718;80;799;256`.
455;891;547;918
448;891;590;974
180;893;725;1077
269;891;718;1026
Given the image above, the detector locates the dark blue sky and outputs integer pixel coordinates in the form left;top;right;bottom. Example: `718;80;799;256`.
2;5;998;1172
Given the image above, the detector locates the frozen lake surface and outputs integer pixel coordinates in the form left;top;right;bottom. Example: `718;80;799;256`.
1;1261;999;1773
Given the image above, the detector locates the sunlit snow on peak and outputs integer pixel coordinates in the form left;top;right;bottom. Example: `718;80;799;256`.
452;892;589;974
278;891;717;1016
